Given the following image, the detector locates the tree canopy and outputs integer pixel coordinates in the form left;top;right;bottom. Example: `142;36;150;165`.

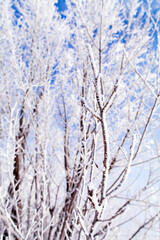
0;0;160;239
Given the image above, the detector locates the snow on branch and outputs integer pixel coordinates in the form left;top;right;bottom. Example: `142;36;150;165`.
80;97;101;121
123;47;157;98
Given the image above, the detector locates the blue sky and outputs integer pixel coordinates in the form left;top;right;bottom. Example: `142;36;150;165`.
55;0;67;12
56;0;160;14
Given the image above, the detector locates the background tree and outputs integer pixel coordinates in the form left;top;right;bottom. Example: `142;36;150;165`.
0;0;160;239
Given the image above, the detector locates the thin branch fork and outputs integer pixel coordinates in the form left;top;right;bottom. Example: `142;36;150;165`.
103;78;118;111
